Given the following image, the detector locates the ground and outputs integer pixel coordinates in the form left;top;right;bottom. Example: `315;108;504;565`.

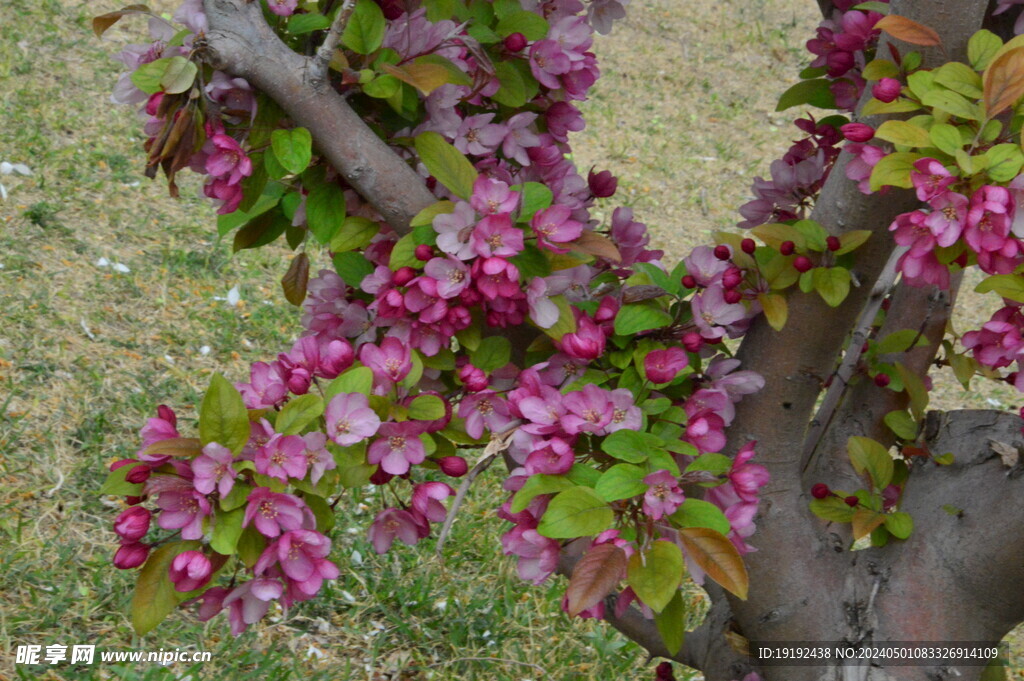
0;0;1018;679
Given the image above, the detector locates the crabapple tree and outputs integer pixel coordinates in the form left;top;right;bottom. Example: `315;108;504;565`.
96;0;1024;678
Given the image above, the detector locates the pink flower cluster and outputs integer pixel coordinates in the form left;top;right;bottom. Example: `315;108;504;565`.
805;1;886;108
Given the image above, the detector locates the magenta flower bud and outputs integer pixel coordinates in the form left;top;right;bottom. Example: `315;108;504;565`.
874;373;891;387
125;495;145;505
560;317;606;360
393;266;417;287
318;339;354;379
810;483;830;499
414;244;434;261
458;364;489;392
681;275;697;289
156;404;177;427
286;367;312;395
109;458;138;472
826;236;841;251
713;245;731;261
644;348;689;384
844;495;860;507
841;122;875;142
125;464;151;484
780;240;795;256
503;32;528;52
169;550;213;592
370;467;395;485
588;169;618;198
682;332;703;353
113;542;150;569
438;456;469;477
793;256;813;273
114;506;151;542
723;289;742;304
721;267;743;290
594;296;619;324
872;78;901;103
740;238;756;254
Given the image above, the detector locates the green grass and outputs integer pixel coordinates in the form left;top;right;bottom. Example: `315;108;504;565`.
2;0;1021;679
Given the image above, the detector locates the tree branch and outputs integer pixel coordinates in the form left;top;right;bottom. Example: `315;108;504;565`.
311;0;355;83
201;0;436;234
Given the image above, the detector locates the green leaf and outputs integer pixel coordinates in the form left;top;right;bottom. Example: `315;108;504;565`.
626;541;684;612
884;511;914;539
895;362;930;421
324;366;375;401
270;128;313;175
861;98;922;115
537;487;614;539
862;58;900;81
424;0;456;21
975;274;1024;302
510;244;552;279
342;0;386;54
835;230;872;256
594;463;647;502
415;131;478;200
408;394;446;421
929;123;964;156
237;526;264;568
363;73;402;98
303;493;336;533
410;200;455;227
306;182;347;245
330;216;379;253
869;151;921;192
332;442;376;488
884;410;919;440
518;182;553;220
792;219;828;252
494;10;549;40
685;453;733;477
852;1;890;13
99;464;143;496
776;78;836;111
812;267;851;307
985;143;1024;182
287;12;332;34
539;295;577;340
491;61;528;107
876;329;928;354
332;251;375;288
613;303;673;336
921;90;982;120
130;58;173;94
847;436;894;490
934;61;983;99
874;120;932;148
220;482;250;512
389;232;421;271
199;374;250;455
668;498;731;535
601;430;662;463
210;507;245;555
160;56;197;94
968;29;1003;71
276;394;324;435
131;541;201;635
654;590;686;657
810;496;856;522
471;336;511;372
510;474;577;513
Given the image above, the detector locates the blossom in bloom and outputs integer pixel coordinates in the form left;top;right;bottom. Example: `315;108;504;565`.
526;277;560;328
205;134;253;185
114;506;151;542
301;432;336;486
500;526;560;584
643;470;684;520
844;143;886;195
324;392;381;446
367;421;427;475
897;249;950;289
155;489;212;540
137;404;179;462
471;214;524;258
727;442;770;503
266;0;298;15
458;390;514;439
691;286;746;341
607;388;643;432
501;112;542;165
561;383;614;434
424;256;470;299
223;578;283;636
169;550;213;592
924;191;968;247
243;487;311;538
411;482;455;523
434;201;477;260
644;348;690;383
470;176;519;216
531;204;583;252
254;433;308;482
237;361;289;409
368;507;424;553
525;438;575;475
559;315;606;360
684;407;727;453
910;158;956;202
455;113;506;155
965;185;1014;253
359;336;413;387
192;442;238;497
255;529;339;596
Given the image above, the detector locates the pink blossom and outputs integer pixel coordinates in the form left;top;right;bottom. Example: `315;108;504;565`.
501;112;542;166
526;277;560;328
368;507;424;553
455;114;506;156
471;214;524;258
412;482;455;523
965;185;1015;253
728;442;769;503
470;176;519;216
501;526;560;584
684;408;727;453
424;256;470;299
458;390;514;439
525;438;575;475
559;315;606;360
531;204;584;251
897;250;950;289
243;487;311;538
255;433;308;482
889;210;936;254
924;192;968;247
644;348;690;383
368;421;426;475
911;158;956;202
642;470;685;520
155;489;211;540
434;201;477;260
237;361;289;409
223;578;283;636
325;393;381;446
359;336;413;387
137;404;180;462
255;529;338;596
205;134;252;185
192;442;238;497
691;285;746;341
607;388;643;432
169;550;213;592
561;383;614;434
301;432;336;485
844;143;886;194
266;0;297;16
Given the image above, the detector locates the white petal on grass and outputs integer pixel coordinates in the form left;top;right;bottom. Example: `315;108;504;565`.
96;257;110;267
80;319;96;340
0;183;7;201
111;262;130;273
350;549;363;565
226;285;240;306
305;645;325;660
199;345;211;356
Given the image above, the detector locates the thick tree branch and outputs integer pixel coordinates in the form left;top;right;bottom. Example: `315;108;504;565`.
201;0;436;234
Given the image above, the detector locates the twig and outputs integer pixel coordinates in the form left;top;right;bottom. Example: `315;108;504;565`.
800;246;908;472
311;0;355;84
435;427;517;558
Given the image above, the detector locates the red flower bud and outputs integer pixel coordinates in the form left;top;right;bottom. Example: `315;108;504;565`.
713;244;731;261
723;289;742;304
113;542;150;569
393;266;416;286
125;496;145;505
682;332;703;353
826;236;841;252
840;122;875;142
438;456;469;477
504;32;528;52
874;373;891;387
721;267;743;289
125;464;151;484
793;256;813;273
110;458;138;472
872;77;901;103
114;506;151;542
414;244;434;261
370;467;394;485
780;240;795;256
844;495;860;507
811;483;831;499
741;238;756;254
681;275;697;289
655;661;677;681
588;169;618;198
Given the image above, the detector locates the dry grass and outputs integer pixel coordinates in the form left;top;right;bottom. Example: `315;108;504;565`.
0;0;1019;679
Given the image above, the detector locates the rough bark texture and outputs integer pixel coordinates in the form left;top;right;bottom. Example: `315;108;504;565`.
199;0;1024;678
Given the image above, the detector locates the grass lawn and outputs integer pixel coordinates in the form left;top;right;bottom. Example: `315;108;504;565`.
0;0;1019;679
